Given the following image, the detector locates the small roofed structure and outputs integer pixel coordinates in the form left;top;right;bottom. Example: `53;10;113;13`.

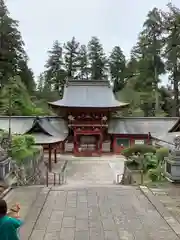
0;116;68;171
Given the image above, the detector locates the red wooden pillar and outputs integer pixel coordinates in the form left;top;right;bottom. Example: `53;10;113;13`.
73;132;76;155
48;144;52;172
99;133;103;155
54;147;57;163
61;141;65;153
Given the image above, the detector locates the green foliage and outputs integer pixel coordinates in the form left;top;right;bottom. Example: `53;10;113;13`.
148;168;160;182
11;134;36;164
24;135;35;148
44;40;66;96
109;46;126;92
144;153;158;170
161;3;180;116
64;37;79;77
0;76;47;116
88;36;107;80
77;45;89;80
156;147;169;163
122;144;156;157
126;160;139;170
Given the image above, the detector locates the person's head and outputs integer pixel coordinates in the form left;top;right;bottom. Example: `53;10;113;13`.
0;199;7;217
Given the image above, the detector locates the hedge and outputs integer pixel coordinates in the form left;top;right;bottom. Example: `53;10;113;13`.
122;144;156;157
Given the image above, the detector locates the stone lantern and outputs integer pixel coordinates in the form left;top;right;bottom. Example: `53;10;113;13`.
165;135;180;182
0;136;11;180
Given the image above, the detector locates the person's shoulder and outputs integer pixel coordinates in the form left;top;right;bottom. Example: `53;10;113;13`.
6;216;23;227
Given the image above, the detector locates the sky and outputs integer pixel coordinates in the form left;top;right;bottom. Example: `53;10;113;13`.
6;0;180;81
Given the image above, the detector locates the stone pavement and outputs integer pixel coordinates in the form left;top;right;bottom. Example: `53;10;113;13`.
4;186;44;219
3;158;180;240
66;160;114;186
150;185;180;224
64;155;125;186
21;186;179;240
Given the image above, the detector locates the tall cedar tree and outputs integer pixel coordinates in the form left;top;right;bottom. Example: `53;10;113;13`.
88;37;107;80
64;37;79;78
0;0;27;86
161;4;180;116
77;45;89;80
44;40;66;97
37;73;45;92
132;8;165;91
109;46;126;92
18;60;35;92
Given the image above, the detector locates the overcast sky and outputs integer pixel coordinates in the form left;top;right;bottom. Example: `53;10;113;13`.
7;0;180;80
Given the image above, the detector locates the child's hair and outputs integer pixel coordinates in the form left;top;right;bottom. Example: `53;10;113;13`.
0;199;7;217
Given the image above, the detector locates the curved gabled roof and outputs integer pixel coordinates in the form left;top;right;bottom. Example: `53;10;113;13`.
0;117;34;134
0;116;68;144
49;80;129;109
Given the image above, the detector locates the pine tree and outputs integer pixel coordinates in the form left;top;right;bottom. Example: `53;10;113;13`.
130;8;165;116
44;40;66;96
64;37;79;78
18;59;35;92
0;75;44;115
37;73;45;92
161;4;180;116
109;46;126;92
76;45;89;80
0;0;26;86
88;36;107;80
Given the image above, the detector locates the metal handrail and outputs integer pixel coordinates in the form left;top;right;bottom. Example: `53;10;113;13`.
45;161;67;187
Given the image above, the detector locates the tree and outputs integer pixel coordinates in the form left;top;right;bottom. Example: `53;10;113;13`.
44;40;66;97
0;0;26;86
126;55;139;79
88;36;107;80
76;45;89;80
159;86;174;116
130;8;165;116
18;59;35;92
0;76;45;116
161;4;180;116
109;46;126;92
37;73;45;92
64;37;79;78
132;8;165;91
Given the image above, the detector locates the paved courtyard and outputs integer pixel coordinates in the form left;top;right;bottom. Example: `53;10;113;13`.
20;186;179;240
4;158;180;239
60;155;125;186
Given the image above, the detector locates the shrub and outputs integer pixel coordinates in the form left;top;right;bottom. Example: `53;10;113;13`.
25;135;35;148
122;144;156;157
144;153;158;170
156;147;169;164
12;135;26;150
11;134;36;163
126;159;139;170
148;168;160;182
12;147;34;165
